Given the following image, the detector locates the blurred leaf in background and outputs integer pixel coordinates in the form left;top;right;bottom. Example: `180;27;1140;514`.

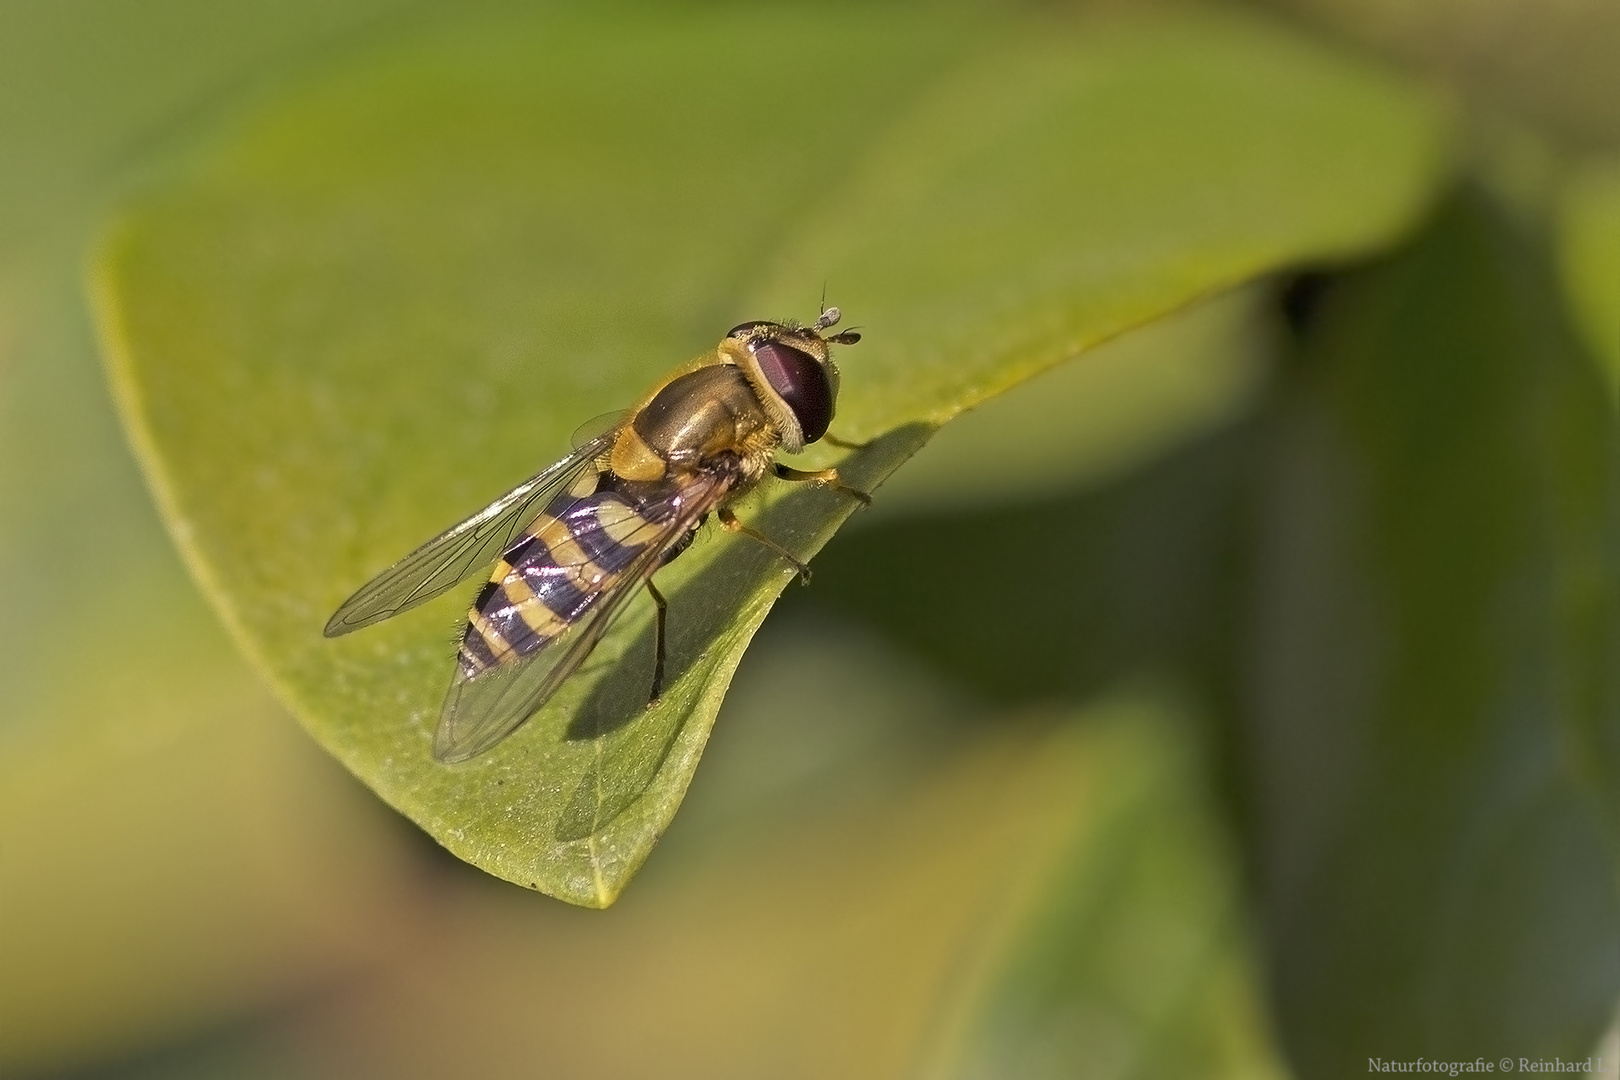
1234;188;1620;1076
0;1;437;1074
1557;156;1620;390
1254;0;1620;149
872;284;1269;519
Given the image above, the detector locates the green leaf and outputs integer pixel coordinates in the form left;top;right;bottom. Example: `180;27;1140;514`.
0;1;433;1063
1557;156;1620;393
0;0;426;250
181;621;1279;1079
95;2;1446;904
1238;188;1620;1074
929;700;1287;1080
798;382;1257;708
875;285;1269;517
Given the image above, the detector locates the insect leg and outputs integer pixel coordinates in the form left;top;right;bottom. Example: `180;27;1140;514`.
822;432;872;451
717;507;812;584
646;578;668;706
773;463;872;507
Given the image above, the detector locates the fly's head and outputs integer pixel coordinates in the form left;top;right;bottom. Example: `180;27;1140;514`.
721;308;859;453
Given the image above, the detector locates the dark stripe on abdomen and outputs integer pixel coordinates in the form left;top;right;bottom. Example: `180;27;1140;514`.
509;537;594;619
484;601;548;657
503;532;539;565
458;623;500;675
458;489;663;677
568;496;645;575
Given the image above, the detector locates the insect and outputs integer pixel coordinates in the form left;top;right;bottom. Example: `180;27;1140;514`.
324;309;867;763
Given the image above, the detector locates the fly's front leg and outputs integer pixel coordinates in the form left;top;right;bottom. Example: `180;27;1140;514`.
773;463;872;507
646;579;668;706
718;507;812;584
822;432;871;451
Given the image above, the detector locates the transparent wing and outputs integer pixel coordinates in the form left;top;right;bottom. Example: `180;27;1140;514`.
571;410;630;448
324;432;618;637
432;468;736;763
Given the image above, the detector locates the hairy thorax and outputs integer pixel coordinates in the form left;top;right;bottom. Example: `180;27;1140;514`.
609;364;781;494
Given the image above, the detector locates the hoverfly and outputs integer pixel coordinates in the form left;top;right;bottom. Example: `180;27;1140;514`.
325;309;866;763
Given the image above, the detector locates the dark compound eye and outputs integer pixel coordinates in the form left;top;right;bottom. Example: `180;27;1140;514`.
726;321;778;339
752;339;833;442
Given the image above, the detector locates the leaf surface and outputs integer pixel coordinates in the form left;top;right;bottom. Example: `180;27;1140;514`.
97;2;1446;903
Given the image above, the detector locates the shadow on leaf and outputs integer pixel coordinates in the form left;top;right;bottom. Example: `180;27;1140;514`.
554;424;936;841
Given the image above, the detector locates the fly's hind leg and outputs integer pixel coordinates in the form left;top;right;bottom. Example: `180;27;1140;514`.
718;507;812;585
773;463;872;507
646;578;668;706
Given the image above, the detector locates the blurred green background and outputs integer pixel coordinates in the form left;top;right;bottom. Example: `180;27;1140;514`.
1;1;1616;1078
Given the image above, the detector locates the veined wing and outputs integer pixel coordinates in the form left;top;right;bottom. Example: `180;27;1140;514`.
324;432;618;637
570;409;630;448
432;463;740;763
